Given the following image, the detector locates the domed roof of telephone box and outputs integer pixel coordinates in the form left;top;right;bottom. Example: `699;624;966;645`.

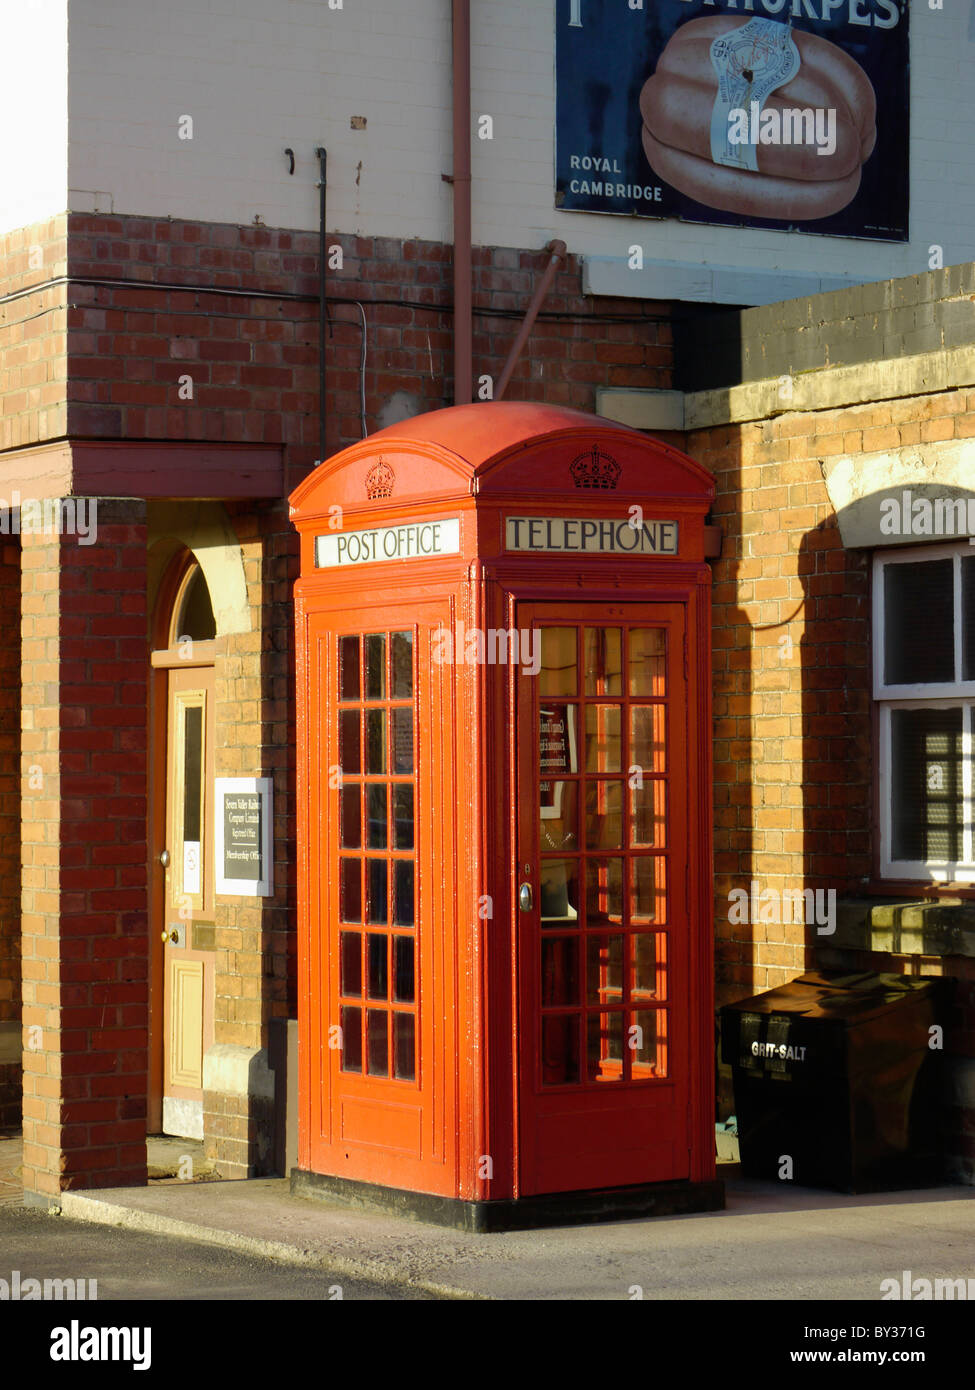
289;400;714;519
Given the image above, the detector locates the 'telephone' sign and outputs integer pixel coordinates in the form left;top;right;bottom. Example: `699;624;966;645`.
506;516;678;555
316;518;461;568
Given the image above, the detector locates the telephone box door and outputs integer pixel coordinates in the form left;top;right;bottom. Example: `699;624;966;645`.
516;603;691;1196
303;599;459;1197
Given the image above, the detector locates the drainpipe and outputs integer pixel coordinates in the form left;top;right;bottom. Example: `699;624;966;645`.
452;0;472;405
316;146;329;460
495;240;567;400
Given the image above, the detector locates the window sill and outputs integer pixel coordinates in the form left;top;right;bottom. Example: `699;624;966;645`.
828;897;975;960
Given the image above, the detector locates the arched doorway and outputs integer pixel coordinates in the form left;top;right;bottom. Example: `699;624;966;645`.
149;552;217;1139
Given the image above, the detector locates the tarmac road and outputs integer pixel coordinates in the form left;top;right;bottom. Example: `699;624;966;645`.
0;1207;433;1301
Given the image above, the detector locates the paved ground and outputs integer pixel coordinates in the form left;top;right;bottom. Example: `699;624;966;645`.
56;1170;975;1301
4;1130;975;1300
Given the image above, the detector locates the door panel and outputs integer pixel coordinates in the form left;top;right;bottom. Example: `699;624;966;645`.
168;958;204;1089
517;604;690;1196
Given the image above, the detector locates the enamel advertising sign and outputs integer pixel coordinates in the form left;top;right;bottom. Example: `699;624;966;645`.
555;0;909;241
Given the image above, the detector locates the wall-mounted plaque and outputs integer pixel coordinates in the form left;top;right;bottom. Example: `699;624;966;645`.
215;777;273;897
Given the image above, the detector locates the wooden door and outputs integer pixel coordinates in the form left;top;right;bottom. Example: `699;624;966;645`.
160;665;215;1139
516;604;691;1195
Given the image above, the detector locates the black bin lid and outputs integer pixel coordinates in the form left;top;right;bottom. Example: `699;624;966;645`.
722;971;941;1028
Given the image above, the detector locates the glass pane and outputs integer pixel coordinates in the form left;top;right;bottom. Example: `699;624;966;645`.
177;566;217;643
340;785;361;849
339;709;360;774
365;709;386;774
542;1015;580;1085
631;857;667;924
585;858;623;926
340;858;361;923
392;785;414;850
182;704;203;842
541;936;579;1006
631;779;666;847
631;1009;667;1079
585;704;622;772
340;1006;362;1073
540;780;577;853
631;706;665;772
365;634;386;699
367;784;387;848
539;627;577;696
340;932;361;997
391;708;413;774
393;936;414;1003
631;933;667;1002
964;557;975;681
539;858;580;925
367;933;388;999
586;934;623;1007
629;629;666;697
391;631;413;698
339;635;360;701
367;1010;388;1076
540;704;577;823
393;860;414;926
367;858;388;923
393;1013;415;1082
891;707;965;861
585;781;623;849
583;627;622;696
884;560;954;685
586;1013;623;1082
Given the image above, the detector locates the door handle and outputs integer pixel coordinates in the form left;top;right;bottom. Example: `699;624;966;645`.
159;849;170;868
518;882;533;913
160;928;179;945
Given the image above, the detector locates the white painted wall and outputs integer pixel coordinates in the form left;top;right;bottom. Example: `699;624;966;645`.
63;0;975;293
0;0;68;234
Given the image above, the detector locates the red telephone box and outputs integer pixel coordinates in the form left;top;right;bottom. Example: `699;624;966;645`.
290;401;722;1229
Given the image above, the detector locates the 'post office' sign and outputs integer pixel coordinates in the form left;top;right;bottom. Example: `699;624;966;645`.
316;518;461;568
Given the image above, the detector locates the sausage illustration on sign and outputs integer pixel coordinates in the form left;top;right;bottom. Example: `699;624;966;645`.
639;16;877;221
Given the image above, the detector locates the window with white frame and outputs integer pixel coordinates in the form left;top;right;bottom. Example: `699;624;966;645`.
874;543;975;882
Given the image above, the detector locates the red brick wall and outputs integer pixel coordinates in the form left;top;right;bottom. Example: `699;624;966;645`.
20;504;149;1198
691;388;975;1006
0;218;68;452
63;215;672;483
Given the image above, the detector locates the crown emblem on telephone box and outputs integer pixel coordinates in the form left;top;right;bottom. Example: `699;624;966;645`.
365;459;395;498
569;446;621;490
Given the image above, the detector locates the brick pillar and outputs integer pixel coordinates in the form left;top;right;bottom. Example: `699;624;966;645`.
21;500;149;1202
0;540;21;1127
